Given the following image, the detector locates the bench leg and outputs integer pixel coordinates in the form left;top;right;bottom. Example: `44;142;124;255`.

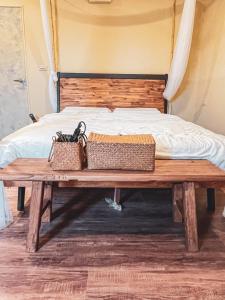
42;183;53;223
207;188;215;212
183;182;199;252
27;181;44;253
172;184;183;223
17;187;25;211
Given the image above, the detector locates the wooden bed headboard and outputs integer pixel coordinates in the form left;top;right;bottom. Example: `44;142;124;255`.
57;73;168;113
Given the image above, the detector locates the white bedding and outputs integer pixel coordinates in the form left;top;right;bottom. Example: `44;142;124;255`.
1;108;225;228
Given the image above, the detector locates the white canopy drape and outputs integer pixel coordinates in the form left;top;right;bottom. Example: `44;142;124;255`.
0;181;12;230
40;0;58;112
163;0;197;101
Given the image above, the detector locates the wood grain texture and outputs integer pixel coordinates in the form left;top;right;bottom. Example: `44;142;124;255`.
172;183;183;223
59;77;166;112
42;183;53;223
27;181;44;252
183;182;199;252
4;180;225;189
3;180;31;187
58;181;173;188
1;159;225;183
1;187;225;299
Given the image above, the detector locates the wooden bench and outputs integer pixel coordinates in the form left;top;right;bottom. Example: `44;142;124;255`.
1;158;225;253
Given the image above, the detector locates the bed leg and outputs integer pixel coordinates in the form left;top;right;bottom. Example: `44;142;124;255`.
105;188;122;211
114;188;121;205
17;187;25;211
207;188;215;212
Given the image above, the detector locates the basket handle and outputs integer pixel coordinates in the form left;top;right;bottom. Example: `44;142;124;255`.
48;141;55;162
48;135;86;164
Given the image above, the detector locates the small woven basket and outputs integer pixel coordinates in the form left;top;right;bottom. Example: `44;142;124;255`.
49;139;85;171
87;133;155;171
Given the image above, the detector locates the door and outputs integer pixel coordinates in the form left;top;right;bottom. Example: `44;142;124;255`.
0;6;29;139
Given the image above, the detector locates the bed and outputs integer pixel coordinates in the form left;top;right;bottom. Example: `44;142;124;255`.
1;72;225;228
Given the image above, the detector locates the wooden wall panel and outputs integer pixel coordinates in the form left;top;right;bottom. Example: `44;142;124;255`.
59;77;166;112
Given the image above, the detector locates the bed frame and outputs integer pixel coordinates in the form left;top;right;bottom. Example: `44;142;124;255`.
11;72;215;215
57;72;215;212
57;72;168;113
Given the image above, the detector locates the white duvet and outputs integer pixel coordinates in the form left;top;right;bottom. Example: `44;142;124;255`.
1;107;225;229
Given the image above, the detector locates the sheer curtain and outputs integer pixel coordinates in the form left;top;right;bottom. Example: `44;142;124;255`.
40;0;58;112
164;0;197;101
0;181;12;229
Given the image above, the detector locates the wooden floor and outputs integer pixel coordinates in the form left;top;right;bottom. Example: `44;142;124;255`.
1;187;225;299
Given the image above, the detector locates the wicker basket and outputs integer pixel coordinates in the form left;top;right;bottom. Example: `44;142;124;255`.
87;133;155;171
49;139;85;171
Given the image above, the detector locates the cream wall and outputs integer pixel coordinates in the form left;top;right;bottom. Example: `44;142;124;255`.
0;0;174;116
172;0;225;135
57;0;173;74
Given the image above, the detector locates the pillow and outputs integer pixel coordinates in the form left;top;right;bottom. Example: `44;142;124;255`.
113;108;161;114
61;106;111;113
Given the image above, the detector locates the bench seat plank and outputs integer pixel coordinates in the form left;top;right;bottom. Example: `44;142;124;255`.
1;159;225;183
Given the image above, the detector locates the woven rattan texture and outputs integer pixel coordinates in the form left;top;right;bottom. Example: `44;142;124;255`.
87;133;155;171
88;133;155;144
50;141;83;170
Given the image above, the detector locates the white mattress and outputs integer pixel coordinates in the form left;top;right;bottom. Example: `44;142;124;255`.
1;107;225;229
1;108;225;169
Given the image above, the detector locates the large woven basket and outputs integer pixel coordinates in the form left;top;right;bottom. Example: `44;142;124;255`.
87;133;155;171
49;140;84;171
